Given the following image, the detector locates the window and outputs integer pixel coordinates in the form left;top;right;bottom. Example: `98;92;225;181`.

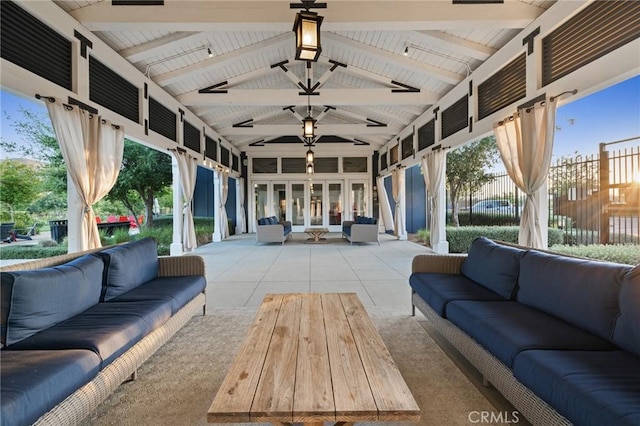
252;158;277;173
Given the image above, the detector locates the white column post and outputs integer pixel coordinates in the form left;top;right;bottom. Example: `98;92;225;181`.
66;173;83;253
433;154;449;254
398;167;408;240
170;155;184;255
212;169;223;242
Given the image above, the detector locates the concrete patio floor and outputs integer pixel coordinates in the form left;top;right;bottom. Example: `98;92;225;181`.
193;232;432;312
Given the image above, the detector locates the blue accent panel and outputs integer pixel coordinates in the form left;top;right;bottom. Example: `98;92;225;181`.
405;164;426;233
226;177;236;232
460;237;524;300
513;350;640;426
0;349;101;426
9;301;171;367
98;238;159;301
108;276;206;314
613;266;640;357
409;272;504;317
446;301;615;368
1;255;104;346
193;166;214;217
518;250;630;340
384;176;393;222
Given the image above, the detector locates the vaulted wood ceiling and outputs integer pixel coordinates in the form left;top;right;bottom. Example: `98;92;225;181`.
54;0;556;150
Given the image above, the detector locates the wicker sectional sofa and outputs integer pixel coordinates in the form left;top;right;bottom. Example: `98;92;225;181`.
0;238;207;426
342;216;379;245
410;237;640;426
256;216;292;245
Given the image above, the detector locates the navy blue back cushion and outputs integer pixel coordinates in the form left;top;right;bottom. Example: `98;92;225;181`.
460;237;524;299
355;216;366;224
270;216;279;224
518;250;630;341
613;266;640;356
1;255;104;346
98;238;159;301
257;218;267;225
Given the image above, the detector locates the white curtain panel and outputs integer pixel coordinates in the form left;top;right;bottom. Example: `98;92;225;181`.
376;176;395;233
421;150;446;249
494;97;558;249
219;170;229;239
175;152;198;251
391;168;407;239
238;177;246;233
46;100;124;250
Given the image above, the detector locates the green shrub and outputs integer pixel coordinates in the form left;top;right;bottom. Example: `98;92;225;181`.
415;226;564;253
549;244;640;265
0;211;36;230
0;246;68;260
152;216;214;229
448;212;518;227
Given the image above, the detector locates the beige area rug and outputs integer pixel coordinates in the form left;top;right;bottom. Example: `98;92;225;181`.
82;308;500;426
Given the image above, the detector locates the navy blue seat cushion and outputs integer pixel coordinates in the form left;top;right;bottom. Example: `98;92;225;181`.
446;301;615;367
8;301;171;367
513;350;640;426
460;237;524;300
283;224;292;235
1;349;101;426
1;254;104;347
98;237;159;301
613;266;640;357
409;272;504;317
343;225;352;236
518;250;631;341
108;275;206;314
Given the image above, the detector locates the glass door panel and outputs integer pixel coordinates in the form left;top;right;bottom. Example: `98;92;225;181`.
328;183;343;231
273;183;286;222
310;183;323;226
254;183;268;220
351;182;366;219
291;183;305;227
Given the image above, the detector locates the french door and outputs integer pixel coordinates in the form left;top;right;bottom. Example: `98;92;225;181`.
253;180;347;232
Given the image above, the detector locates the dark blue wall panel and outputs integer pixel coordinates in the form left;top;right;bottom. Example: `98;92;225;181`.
193;166;214;217
405;165;426;233
384;175;394;220
226;177;237;232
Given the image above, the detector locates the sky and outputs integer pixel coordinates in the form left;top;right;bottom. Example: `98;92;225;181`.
1;75;639;161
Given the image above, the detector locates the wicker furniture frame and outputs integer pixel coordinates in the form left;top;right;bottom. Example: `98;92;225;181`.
411;254;571;426
1;249;207;426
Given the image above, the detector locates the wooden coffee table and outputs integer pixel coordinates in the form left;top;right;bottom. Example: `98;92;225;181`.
207;293;420;425
304;227;329;243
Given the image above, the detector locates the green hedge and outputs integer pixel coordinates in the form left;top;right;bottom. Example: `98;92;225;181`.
416;226;564;253
549;244;640;265
0;246;68;260
448;212;518;227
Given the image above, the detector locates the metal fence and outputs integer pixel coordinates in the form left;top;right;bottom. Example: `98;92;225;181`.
447;138;639;245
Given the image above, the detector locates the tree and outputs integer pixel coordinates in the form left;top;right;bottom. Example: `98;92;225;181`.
0;160;41;220
106;140;172;228
1;108;67;194
446;136;500;226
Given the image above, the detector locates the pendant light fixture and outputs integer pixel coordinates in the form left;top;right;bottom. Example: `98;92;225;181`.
291;1;326;62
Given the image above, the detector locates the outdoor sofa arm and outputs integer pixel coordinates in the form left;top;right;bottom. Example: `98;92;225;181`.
257;224;286;242
411;254;466;275
158;255;205;277
350;224;379;243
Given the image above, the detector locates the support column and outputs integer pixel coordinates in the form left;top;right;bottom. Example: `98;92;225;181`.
66;173;83;253
170;155;184;255
433;157;449;254
398;168;408;241
212;170;223;242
